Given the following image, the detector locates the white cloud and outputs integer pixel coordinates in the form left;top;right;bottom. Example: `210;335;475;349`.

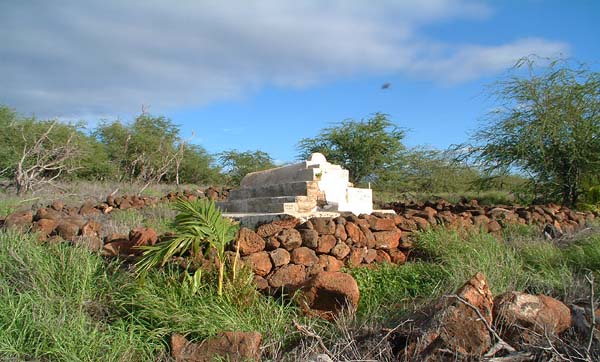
0;0;568;118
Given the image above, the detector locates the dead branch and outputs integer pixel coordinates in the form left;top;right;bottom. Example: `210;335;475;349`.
293;320;335;360
448;294;517;356
586;272;596;353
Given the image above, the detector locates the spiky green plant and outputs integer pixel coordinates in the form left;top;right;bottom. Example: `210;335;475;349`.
135;197;238;296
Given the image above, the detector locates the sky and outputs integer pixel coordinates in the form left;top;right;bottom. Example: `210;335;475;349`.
1;0;599;164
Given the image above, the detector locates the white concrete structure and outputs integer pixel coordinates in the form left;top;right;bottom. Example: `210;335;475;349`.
218;153;373;216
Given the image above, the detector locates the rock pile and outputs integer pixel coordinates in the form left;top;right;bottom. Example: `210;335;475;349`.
237;214;409;294
386;199;597;236
392;272;578;361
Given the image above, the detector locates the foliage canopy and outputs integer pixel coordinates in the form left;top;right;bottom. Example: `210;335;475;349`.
465;57;600;206
297;113;405;184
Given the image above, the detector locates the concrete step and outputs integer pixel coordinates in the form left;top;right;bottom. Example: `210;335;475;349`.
218;196;317;214
229;181;322;199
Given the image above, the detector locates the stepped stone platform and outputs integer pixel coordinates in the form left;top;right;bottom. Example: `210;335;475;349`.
219;153;387;227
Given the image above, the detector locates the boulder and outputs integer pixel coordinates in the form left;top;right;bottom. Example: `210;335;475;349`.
268;264;307;290
297;271;360;320
299;229;319;249
277;228;302;251
34;207;63;221
368;216;396;231
493;291;571;344
330;242;351;259
170;332;262;362
291;247;319;266
4;211;33;230
345;222;365;245
373;229;401;250
237;228;265;255
334;223;347;241
269;248;290;267
316;235;336;254
129;227;158;246
73;236;103;251
50;200;65;211
244;251;272;277
318;255;344;272
311;217;336;235
393;272;494;360
81;220;101;238
32;218;59;238
56;221;80;240
79;201;100;216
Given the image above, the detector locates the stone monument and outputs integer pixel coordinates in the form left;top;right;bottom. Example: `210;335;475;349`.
218;153;374;219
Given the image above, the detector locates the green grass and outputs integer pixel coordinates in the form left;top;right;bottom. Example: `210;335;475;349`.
0;229;309;361
1;222;599;360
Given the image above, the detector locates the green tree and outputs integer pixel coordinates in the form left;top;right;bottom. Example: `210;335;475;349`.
177;144;220;185
0;106;103;194
464;57;600;206
297;113;405;184
94;113;185;183
217;150;275;186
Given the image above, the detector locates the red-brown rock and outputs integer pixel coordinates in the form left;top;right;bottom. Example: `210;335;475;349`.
318;255;344;272
347;247;367;267
394;272;494;360
56;221;80;240
374;250;391;263
373;229;401;250
311;217;336;235
330;242;350;259
334;223;348;241
32;218;59;238
5;211;33;230
129;227;158;247
244;251;272;276
316;234;336;254
298;271;360;320
291;247;319;266
493;291;572;344
269;248;290;267
368;217;396;231
277;228;302;251
268;264;307;290
171;332;262;362
299;229;319;249
345;222;365;245
81;220;101;238
237;228;265;255
389;249;407;264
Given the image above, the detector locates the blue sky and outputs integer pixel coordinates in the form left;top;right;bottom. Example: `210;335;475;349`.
1;1;599;163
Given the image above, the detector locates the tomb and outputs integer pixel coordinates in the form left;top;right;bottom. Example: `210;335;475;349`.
218;153;375;222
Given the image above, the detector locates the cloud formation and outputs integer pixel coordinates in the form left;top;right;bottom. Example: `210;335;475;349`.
0;0;568;117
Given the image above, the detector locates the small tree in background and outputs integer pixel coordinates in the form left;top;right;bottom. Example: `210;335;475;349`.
462;57;600;206
297;113;405;185
217;150;275;186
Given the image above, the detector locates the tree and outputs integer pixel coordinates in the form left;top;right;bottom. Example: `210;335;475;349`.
297;113;405;184
177;144;220;185
464;57;600;206
94;112;186;184
0;106;92;194
217;150;275;186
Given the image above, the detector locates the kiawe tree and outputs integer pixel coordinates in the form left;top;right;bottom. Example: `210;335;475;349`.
463;57;600;206
297;113;405;185
217;150;275;186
